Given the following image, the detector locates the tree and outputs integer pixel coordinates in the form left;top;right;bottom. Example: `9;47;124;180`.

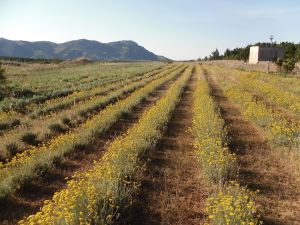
199;42;300;68
284;43;297;59
210;48;220;60
224;49;231;58
282;59;296;73
295;45;300;62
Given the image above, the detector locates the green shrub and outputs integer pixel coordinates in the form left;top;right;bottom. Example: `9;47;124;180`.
21;132;39;145
61;116;72;126
276;58;283;67
48;123;66;134
282;59;296;73
0;119;20;130
6;142;19;156
206;183;260;225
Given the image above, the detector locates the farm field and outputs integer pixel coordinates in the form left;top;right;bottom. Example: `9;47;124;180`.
0;61;300;225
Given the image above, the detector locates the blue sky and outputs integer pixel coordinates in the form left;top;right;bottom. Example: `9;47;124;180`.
0;0;299;60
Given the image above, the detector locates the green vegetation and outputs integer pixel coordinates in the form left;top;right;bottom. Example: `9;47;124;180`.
0;65;183;199
201;42;300;72
0;56;63;64
0;61;163;111
1;62;299;224
191;66;259;225
19;65;192;225
0;64;178;160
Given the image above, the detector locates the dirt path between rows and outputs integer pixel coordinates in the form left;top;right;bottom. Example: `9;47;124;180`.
127;69;208;225
206;72;300;225
0;72;182;225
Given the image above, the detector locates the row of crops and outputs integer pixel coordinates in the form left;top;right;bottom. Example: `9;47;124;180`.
0;62;163;138
1;62;164;111
204;65;300;151
1;61;299;224
191;66;259;224
15;64;261;224
0;64;187;199
0;64;182;160
18;64;194;225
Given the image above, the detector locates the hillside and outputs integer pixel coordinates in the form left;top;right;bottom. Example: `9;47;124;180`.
0;38;168;61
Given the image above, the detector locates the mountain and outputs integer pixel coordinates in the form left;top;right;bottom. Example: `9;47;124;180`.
0;38;169;61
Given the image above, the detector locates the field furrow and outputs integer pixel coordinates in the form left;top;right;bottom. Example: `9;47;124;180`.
0;65;186;201
2;60;300;225
30;65;173;117
17;65;193;225
0;64;169;134
1;62;163;112
193;67;259;225
204;66;300;151
0;65;182;160
127;64;208;225
0;64;183;225
206;69;300;225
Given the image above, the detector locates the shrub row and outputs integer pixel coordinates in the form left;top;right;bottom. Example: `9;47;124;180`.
18;65;193;225
191;66;259;224
0;65;186;199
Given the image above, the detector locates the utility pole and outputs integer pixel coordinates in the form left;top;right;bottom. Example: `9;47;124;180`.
267;35;274;73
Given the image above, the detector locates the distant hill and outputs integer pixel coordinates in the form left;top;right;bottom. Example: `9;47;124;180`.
0;38;169;61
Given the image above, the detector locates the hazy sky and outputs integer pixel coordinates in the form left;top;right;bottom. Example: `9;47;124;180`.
0;0;299;60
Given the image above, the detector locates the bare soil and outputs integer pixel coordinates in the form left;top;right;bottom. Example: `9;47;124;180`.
127;70;208;225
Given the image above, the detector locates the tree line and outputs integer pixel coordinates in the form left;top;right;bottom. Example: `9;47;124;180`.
201;42;300;61
0;56;63;64
199;42;300;72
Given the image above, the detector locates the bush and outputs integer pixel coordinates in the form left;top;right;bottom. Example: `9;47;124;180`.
282;59;296;73
206;183;260;225
21;132;39;145
6;142;19;156
275;58;283;67
61;116;72;126
0;118;20;130
48;123;66;134
275;58;296;73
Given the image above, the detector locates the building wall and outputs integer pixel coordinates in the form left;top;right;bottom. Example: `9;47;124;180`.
249;46;259;64
258;47;285;61
249;46;285;64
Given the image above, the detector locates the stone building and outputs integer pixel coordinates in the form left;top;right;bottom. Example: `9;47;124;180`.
249;46;285;64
